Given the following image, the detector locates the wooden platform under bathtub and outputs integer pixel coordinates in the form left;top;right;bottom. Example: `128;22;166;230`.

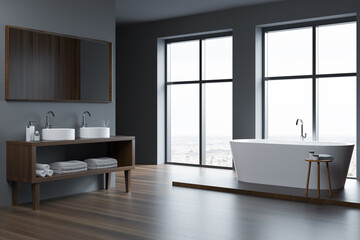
172;168;360;209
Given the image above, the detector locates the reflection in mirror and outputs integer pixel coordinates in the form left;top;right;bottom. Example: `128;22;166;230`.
80;40;110;101
6;26;112;102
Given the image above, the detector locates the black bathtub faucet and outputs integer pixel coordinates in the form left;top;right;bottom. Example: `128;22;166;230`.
296;119;307;141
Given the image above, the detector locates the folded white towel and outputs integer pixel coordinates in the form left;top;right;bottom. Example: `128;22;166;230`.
318;154;333;160
51;165;86;171
36;170;46;177
50;160;87;171
84;157;117;166
36;163;50;171
53;167;88;174
99;157;118;162
87;163;118;168
87;163;118;170
46;169;54;177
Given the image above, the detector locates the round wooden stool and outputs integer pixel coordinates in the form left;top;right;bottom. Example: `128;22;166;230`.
305;158;333;198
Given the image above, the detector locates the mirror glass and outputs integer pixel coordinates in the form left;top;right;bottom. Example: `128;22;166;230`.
6;26;112;102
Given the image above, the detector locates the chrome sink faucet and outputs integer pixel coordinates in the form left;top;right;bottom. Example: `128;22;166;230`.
82;111;91;127
45;111;55;129
296;119;307;141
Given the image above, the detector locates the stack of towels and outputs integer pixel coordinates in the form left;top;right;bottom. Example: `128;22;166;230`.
37;158;117;176
36;163;54;177
50;160;88;174
84;157;118;169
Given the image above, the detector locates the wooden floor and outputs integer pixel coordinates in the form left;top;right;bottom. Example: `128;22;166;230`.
1;165;360;240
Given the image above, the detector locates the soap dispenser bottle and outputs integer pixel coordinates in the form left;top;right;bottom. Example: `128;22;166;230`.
34;131;40;141
26;121;35;142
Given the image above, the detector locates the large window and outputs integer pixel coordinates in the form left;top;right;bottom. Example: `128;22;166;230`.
264;18;357;177
166;34;233;167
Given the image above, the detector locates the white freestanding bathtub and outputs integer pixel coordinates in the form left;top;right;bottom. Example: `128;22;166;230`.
230;139;354;190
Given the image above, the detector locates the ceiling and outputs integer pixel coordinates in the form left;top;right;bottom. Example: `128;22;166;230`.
116;0;282;24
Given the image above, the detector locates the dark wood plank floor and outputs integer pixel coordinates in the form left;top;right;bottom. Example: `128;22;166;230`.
0;165;360;240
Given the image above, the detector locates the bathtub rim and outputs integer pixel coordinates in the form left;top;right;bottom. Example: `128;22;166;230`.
230;139;354;147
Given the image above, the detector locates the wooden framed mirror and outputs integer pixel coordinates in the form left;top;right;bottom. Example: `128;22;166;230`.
5;26;112;102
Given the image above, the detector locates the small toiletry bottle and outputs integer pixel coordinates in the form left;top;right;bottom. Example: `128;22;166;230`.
26;121;36;142
308;150;315;160
34;131;40;141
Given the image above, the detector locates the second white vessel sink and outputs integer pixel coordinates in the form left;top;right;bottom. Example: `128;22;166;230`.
80;127;110;139
42;128;75;141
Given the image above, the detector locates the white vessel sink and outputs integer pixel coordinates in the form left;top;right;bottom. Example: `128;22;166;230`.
80;127;110;139
42;128;75;141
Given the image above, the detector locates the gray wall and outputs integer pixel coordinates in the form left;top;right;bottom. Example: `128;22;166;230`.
0;0;116;207
116;0;360;165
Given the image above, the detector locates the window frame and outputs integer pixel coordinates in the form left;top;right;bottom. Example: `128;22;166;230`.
165;32;233;168
262;17;357;177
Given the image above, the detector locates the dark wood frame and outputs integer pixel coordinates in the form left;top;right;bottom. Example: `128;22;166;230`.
7;136;135;210
5;25;113;103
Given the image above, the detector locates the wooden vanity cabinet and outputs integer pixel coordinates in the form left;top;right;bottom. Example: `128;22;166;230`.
6;136;135;210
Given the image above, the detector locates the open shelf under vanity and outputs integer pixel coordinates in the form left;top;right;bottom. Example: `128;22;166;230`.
6;136;135;210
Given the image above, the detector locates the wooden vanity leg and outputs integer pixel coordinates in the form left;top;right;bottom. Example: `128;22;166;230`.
125;170;131;192
106;173;112;190
12;181;18;206
32;183;39;210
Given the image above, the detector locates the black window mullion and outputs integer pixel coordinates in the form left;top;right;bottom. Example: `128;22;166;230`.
199;39;204;166
262;31;267;139
316;73;357;78
167;79;232;85
263;16;356;32
201;79;233;83
265;75;313;80
167;80;201;85
165;43;169;164
264;72;356;81
165;31;232;44
312;25;318;141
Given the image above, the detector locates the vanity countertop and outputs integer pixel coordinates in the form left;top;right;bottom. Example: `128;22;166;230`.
7;135;135;147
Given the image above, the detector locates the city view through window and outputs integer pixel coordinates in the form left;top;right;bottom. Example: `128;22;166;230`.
166;35;233;167
265;21;357;177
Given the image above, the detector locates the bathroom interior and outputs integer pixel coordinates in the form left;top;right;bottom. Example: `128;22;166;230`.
0;0;359;239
